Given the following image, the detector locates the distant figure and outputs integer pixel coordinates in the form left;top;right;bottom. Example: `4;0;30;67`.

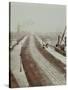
42;43;45;49
45;43;48;48
42;40;48;49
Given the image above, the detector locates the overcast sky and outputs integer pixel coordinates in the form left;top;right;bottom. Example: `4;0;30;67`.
11;2;66;33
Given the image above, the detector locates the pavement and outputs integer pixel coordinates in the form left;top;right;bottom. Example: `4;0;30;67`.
10;34;66;87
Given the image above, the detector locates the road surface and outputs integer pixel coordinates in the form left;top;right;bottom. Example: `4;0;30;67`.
29;35;65;85
10;34;66;87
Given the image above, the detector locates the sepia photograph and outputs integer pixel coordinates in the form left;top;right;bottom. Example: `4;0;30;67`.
9;2;66;88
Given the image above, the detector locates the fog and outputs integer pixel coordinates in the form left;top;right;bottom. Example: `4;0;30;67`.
11;2;66;33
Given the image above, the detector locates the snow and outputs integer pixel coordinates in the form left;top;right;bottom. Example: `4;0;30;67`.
29;35;65;85
46;47;66;65
10;36;29;87
36;35;66;65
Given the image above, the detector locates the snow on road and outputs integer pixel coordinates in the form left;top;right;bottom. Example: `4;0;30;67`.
10;35;29;87
29;35;65;85
10;40;17;49
36;35;66;65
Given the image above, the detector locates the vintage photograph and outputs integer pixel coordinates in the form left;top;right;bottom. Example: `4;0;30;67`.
9;2;66;88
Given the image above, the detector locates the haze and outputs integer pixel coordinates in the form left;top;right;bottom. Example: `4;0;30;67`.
11;2;66;33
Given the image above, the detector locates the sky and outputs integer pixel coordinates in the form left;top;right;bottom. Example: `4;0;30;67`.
10;2;66;33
